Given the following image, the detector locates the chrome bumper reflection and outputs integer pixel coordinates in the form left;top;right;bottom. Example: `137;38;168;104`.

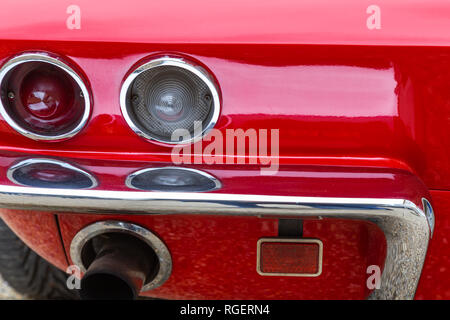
0;184;434;299
0;154;435;299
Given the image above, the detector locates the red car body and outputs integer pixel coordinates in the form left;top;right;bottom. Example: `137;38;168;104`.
0;0;449;299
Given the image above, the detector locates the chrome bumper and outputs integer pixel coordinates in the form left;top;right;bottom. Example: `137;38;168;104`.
0;185;434;299
0;154;435;299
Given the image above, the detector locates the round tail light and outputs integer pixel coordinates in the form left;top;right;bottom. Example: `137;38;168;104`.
120;57;220;144
0;53;91;141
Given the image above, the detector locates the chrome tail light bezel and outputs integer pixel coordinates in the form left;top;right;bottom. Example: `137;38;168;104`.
125;166;222;192
7;158;98;189
119;56;221;145
0;52;91;141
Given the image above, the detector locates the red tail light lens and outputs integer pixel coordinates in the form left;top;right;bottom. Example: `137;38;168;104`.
0;53;91;141
257;238;323;277
21;68;73;119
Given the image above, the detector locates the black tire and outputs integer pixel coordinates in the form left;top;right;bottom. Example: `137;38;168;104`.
0;218;79;299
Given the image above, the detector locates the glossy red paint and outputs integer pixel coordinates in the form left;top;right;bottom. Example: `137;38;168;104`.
0;151;429;204
416;190;450;300
0;210;68;270
0;0;448;300
0;151;404;299
57;213;385;300
0;44;448;190
1;1;450;46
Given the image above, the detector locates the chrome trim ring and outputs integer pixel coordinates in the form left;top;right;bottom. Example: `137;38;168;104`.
7;158;98;189
70;220;172;292
125;166;222;192
0;53;91;141
120;56;221;144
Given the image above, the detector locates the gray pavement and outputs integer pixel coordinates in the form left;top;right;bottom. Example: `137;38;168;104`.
0;274;24;300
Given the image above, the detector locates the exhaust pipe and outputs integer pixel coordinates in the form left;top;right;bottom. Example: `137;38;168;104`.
70;221;172;300
80;234;157;300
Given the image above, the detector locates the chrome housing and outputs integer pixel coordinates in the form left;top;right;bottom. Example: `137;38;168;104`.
7;158;97;189
0;184;433;299
70;220;172;292
125;166;222;192
120;57;221;144
0;154;435;299
0;53;91;141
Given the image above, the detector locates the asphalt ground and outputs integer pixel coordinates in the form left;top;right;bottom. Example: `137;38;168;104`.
0;274;23;299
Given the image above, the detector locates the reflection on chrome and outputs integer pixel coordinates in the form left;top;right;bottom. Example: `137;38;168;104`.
125;167;221;192
0;157;435;300
0;185;433;299
7;158;97;189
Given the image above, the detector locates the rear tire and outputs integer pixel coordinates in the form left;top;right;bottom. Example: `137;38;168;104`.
0;218;78;299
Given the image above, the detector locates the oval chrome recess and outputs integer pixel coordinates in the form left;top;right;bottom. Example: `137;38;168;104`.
0;52;91;141
7;158;98;189
125;167;222;192
119;56;221;144
70;220;172;292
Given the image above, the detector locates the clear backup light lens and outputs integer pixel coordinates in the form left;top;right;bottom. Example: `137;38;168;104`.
120;57;221;144
0;53;91;141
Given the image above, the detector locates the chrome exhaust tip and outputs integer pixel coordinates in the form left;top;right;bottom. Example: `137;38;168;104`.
70;221;172;300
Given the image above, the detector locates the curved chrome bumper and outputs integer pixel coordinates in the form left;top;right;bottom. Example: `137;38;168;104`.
0;154;435;299
0;185;434;299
